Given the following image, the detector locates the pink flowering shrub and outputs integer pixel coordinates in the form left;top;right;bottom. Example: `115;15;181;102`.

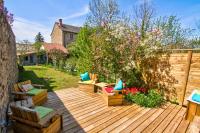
0;1;14;25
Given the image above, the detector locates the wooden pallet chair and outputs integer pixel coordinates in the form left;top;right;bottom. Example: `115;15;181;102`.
12;80;48;105
78;73;98;93
9;99;63;133
100;80;125;106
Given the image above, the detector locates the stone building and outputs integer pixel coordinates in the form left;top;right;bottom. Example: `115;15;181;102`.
51;19;80;48
17;44;36;65
17;42;68;65
16;44;46;65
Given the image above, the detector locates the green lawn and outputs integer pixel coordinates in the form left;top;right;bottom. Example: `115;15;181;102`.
19;65;79;91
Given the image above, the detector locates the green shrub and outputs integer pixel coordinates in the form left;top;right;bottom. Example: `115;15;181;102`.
125;89;164;108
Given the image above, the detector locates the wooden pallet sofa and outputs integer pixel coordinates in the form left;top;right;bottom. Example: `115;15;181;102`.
100;79;125;106
78;72;98;93
9;99;63;133
12;80;48;105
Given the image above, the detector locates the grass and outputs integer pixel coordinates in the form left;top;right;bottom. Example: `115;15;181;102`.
19;65;79;91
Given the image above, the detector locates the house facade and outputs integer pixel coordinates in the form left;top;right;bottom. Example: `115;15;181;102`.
51;19;80;48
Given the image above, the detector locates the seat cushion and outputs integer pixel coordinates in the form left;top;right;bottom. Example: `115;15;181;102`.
27;88;45;96
34;106;54;119
80;72;90;81
114;80;123;90
80;80;95;84
105;87;114;93
192;93;200;103
22;84;34;92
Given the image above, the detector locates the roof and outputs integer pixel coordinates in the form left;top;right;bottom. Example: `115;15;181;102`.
42;43;68;54
51;22;81;35
16;43;36;56
61;23;81;33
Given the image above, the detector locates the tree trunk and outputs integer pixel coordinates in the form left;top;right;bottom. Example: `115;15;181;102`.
46;53;49;65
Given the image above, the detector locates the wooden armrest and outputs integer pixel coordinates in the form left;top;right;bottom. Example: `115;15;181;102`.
39;111;58;127
10;115;42;128
104;83;115;88
11;111;61;129
112;90;122;92
32;84;44;89
11;91;27;95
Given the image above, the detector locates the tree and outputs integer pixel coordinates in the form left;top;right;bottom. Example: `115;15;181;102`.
68;25;95;73
35;32;44;42
33;32;44;65
48;49;66;69
154;16;191;48
87;0;120;27
17;40;31;65
132;0;154;39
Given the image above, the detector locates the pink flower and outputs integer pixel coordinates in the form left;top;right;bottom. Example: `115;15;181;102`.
0;3;14;25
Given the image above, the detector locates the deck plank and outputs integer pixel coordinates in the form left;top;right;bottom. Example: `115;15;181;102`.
175;119;190;133
163;107;186;133
142;104;176;133
42;88;191;133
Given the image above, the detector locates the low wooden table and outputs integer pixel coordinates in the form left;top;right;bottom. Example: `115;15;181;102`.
94;82;109;93
185;90;200;122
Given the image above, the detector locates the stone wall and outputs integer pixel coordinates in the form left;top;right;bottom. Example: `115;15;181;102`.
0;6;18;131
63;31;78;47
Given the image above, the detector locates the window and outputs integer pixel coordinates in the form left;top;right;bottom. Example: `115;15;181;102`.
70;33;74;40
24;56;28;61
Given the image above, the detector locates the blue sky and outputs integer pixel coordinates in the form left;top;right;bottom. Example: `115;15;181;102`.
5;0;200;42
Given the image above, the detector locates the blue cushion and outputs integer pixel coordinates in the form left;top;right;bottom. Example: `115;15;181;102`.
192;93;200;103
114;80;123;90
80;72;90;81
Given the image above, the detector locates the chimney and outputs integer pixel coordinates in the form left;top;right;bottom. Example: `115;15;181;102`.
59;19;62;26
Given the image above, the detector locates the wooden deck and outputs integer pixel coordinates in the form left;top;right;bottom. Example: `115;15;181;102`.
44;88;193;133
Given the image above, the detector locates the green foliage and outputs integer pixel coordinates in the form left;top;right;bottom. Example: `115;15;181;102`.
33;42;42;53
68;25;96;73
67;0;194;93
122;68;145;88
35;32;44;42
34;32;44;65
48;49;66;69
125;89;165;108
64;57;77;75
154;16;192;48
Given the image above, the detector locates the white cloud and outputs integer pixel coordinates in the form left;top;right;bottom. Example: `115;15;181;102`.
50;5;90;21
63;5;89;20
12;17;51;43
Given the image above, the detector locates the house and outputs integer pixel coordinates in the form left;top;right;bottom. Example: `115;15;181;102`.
17;42;68;65
51;19;80;48
17;43;46;65
17;19;76;65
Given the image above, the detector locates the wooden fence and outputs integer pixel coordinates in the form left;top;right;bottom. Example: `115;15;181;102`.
162;49;200;106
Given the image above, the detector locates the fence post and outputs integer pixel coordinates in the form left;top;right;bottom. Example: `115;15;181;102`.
181;50;193;105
